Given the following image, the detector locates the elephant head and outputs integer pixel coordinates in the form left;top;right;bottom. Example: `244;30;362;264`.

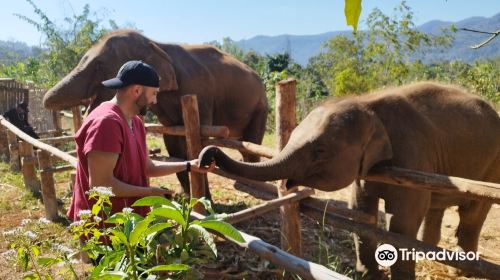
199;100;393;191
43;30;178;112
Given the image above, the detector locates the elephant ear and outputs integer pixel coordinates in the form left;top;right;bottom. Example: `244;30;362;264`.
359;114;393;176
144;42;179;92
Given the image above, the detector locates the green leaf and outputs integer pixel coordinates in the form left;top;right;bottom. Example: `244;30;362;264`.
110;229;128;245
188;197;199;210
197;197;215;214
143;264;190;274
37;257;62;267
17;247;29;270
129;217;152;246
345;0;362;32
92;203;102;216
105;213;126;224
132;196;178;209
95;271;128;279
150;207;186;226
143;222;172;237
31;245;40;257
198;220;244;243
188;224;217;256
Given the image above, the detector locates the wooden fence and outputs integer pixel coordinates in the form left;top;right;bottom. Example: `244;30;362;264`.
0;78;499;279
0;78;29;114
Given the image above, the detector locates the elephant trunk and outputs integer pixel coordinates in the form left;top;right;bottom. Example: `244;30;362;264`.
43;69;93;110
199;145;297;182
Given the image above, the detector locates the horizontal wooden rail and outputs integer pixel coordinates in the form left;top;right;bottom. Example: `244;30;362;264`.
301;203;500;279
364;166;500;203
226;187;315;224
45;165;74;173
212;168;375;225
0;116;77;167
203;138;277;159
39;135;74;144
145;123;229;138
191;211;350;280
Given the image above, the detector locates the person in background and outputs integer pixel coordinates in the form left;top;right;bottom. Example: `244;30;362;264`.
3;101;39;139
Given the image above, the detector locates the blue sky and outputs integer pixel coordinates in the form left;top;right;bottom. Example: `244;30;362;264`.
1;0;499;46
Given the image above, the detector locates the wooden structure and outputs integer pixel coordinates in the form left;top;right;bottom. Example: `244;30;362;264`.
0;77;499;279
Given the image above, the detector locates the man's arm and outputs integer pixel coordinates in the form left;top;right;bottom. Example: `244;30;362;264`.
87;151;170;197
146;158;215;177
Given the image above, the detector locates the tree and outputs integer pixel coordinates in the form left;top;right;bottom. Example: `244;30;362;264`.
0;0;124;87
310;1;454;96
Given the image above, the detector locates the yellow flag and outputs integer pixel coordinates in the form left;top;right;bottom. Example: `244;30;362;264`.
345;0;362;32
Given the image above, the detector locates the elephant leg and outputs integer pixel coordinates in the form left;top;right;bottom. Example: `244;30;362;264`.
420;208;445;245
241;105;267;162
349;182;381;279
386;191;430;280
456;201;492;252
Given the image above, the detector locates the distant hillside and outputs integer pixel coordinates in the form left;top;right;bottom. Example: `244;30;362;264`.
0;41;42;64
236;12;500;65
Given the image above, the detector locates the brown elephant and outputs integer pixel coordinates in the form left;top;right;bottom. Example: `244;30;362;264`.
43;29;268;198
199;82;500;279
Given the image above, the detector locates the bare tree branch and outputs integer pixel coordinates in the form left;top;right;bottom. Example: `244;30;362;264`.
459;28;500;49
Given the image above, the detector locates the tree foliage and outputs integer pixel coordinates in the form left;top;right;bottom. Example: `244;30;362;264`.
0;0;123;87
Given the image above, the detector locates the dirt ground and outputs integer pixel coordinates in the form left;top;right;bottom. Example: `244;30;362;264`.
0;146;498;279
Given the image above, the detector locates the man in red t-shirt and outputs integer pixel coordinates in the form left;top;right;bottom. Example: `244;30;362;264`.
68;60;214;223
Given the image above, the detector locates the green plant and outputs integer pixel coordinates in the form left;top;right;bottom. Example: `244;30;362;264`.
2;218;80;280
69;187;244;279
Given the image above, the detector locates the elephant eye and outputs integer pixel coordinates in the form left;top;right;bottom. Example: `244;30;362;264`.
312;146;327;159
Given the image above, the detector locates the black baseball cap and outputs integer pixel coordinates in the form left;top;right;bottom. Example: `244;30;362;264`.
102;60;160;89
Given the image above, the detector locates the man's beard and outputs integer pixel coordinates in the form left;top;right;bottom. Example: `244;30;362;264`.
139;106;148;116
136;91;149;116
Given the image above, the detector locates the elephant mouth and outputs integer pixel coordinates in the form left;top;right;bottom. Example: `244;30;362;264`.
286;179;301;189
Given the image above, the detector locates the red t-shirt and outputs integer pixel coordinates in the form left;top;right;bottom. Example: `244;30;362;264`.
67;102;149;221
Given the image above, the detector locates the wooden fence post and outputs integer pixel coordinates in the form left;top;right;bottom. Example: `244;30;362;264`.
181;95;206;213
19;141;41;193
72;106;83;133
37;150;59;221
0;126;10;162
52;110;63;137
275;78;302;258
7;130;20;171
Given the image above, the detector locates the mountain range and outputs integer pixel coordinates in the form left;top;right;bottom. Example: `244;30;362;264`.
1;12;499;66
236;12;500;65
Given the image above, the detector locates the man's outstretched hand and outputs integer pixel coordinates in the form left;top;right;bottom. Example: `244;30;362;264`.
189;159;215;173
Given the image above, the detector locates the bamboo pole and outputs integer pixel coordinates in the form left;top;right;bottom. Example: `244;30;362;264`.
145;123;229;138
276;78;302;258
190;211;350;280
7;129;20;171
364;166;500;203
0;116;77;167
226;188;314;224
203;138;276;159
181;95;206;213
37;150;59;221
19;141;41;193
71;106;83;133
300;203;500;279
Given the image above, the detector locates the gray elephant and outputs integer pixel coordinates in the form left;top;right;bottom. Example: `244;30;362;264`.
43;29;268;198
199;82;500;279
